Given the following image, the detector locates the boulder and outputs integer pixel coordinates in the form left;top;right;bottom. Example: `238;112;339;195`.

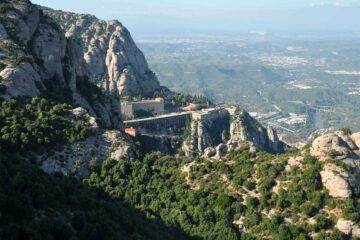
320;164;352;198
213;143;228;160
336;219;360;237
203;147;216;159
311;131;358;160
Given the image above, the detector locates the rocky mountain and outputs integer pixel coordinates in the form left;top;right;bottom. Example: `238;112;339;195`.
1;1;359;238
183;107;286;159
0;0;144;175
0;0;286;177
0;0;116;128
40;6;161;98
0;0;161;130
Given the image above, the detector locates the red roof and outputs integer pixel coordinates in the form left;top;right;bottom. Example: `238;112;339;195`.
125;127;137;137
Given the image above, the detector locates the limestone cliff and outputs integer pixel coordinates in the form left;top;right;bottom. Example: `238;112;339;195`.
40;6;161;98
228;108;285;153
0;0;126;128
182;107;286;158
0;0;145;175
182;108;231;157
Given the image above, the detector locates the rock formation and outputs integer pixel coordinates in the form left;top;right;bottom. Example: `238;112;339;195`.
310;130;360;194
228;108;285;154
310;131;359;160
0;0;126;128
183;107;286;158
182;108;230;157
336;219;360;237
320;163;352;198
39;130;136;178
0;0;163;178
310;130;360;237
41;6;161;98
0;0;162;129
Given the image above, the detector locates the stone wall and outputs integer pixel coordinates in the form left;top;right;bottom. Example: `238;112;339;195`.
124;112;191;131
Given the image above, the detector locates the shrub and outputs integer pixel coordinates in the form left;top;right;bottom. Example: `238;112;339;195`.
0;3;13;13
244;180;256;191
301;165;322;191
258;177;276;193
243;211;262;228
341;128;352;135
300;203;317;217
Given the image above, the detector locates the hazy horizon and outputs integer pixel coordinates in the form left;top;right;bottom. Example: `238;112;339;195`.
32;0;360;39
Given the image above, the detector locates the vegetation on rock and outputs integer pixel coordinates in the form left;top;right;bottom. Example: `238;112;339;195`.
0;97;89;153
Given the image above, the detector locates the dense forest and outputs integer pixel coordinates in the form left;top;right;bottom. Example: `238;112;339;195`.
0;97;191;240
87;150;358;240
1;96;358;239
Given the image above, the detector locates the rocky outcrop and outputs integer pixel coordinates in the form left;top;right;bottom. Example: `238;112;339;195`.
228;108;285;154
311;130;360;200
0;0;145;177
203;147;216;159
214;143;228;160
182;108;230;157
310;131;359;160
32;17;67;80
320;164;352;198
0;63;41;97
0;0;125;129
39;130;136;178
336;219;360;237
41;7;161;98
183;107;286;158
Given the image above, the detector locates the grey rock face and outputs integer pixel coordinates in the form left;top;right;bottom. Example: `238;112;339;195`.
310;131;359;160
182;109;230;157
320;164;352;198
183;107;286;158
0;1;144;129
0;23;8;41
32;22;67;80
0;63;41;97
43;8;161;98
228;108;285;154
39;130;136;179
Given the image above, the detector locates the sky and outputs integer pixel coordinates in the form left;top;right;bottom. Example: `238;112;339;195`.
32;0;360;38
